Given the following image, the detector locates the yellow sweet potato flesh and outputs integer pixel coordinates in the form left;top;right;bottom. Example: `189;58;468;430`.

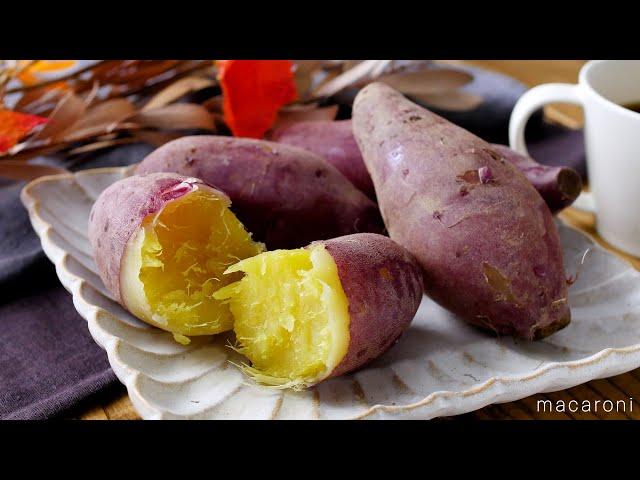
213;245;350;388
121;190;264;343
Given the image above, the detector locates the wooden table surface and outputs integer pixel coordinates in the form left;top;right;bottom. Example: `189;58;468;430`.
73;60;640;420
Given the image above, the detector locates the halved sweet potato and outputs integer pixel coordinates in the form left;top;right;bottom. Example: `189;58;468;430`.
213;233;423;388
88;172;264;344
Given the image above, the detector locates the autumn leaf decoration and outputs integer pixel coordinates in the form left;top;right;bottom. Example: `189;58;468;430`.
0;60;480;182
218;60;297;138
0;109;47;153
17;60;77;92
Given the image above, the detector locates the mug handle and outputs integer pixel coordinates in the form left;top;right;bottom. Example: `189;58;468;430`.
508;83;596;213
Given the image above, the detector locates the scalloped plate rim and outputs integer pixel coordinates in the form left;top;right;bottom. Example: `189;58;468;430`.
20;166;640;420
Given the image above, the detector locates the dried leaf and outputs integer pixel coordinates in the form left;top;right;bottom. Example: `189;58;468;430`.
15;86;67;116
0;161;67;181
0;141;70;162
272;105;339;130
218;60;297;138
293;61;323;100
57;98;136;141
83;81;100;106
90;60;181;86
294;60;323;76
66;138;138;156
370;60;393;78
413;91;483;111
97;61;214;102
378;68;474;96
342;60;363;71
279;102;321;112
211;113;227;132
32;92;86;142
0;110;48;153
132;130;185;147
129;104;215;131
313;60;388;97
143;76;216;111
60;122;140;144
202;95;223;113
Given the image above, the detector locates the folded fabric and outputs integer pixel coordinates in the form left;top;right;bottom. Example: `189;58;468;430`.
0;144;154;420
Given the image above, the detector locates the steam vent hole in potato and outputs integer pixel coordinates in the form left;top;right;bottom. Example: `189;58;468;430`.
213;245;351;388
121;189;264;344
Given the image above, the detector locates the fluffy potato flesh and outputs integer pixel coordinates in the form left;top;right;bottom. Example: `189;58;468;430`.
120;189;264;344
213;245;350;388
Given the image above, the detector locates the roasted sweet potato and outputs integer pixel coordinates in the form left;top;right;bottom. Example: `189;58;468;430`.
213;233;423;388
269;119;581;212
352;83;570;340
88;172;264;344
269;119;375;198
490;144;582;214
136;136;384;249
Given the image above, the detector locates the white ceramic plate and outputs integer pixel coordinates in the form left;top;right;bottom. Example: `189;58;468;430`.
21;166;640;419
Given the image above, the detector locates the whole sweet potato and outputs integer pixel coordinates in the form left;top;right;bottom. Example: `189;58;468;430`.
136;136;384;249
88;172;264;344
214;233;423;388
269;119;375;198
352;83;570;340
270;119;581;213
490;144;582;214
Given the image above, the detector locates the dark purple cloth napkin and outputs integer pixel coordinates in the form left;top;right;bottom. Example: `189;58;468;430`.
0;145;154;420
0;66;586;420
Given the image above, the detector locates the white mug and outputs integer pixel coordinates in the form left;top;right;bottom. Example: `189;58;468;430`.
509;60;640;257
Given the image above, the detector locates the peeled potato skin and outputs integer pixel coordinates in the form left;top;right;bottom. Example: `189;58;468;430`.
88;172;222;304
136;135;384;249
321;233;424;378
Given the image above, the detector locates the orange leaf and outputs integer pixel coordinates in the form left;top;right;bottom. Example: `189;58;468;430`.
18;60;77;86
218;60;297;138
0;110;48;153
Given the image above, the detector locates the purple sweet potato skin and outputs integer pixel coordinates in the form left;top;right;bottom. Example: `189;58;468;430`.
269;120;581;213
352;83;570;340
321;233;424;378
136;136;384;249
269;120;376;198
491;144;582;214
88;172;217;303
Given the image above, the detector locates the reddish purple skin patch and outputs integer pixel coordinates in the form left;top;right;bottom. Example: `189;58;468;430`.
478;166;493;184
269;119;375;199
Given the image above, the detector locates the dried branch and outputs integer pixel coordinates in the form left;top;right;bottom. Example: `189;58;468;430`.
0;60;479;176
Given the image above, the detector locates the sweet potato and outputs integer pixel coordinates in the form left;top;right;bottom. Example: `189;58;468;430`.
136;136;384;249
352;83;570;340
269;119;581;213
213;233;423;388
490;144;582;214
88;172;264;344
269;119;375;198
